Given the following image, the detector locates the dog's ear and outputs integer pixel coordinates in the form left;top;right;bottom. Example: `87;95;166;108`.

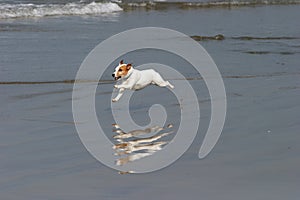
120;60;123;65
126;63;132;70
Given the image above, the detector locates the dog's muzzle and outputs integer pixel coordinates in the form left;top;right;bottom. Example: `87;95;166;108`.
112;73;120;80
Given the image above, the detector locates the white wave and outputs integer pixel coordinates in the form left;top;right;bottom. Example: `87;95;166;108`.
0;2;123;19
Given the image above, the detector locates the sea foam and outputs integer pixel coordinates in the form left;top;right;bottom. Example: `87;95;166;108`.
0;2;123;19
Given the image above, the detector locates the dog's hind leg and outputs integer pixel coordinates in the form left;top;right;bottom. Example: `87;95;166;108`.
152;76;174;89
156;81;174;89
152;72;174;89
165;81;174;89
155;81;174;89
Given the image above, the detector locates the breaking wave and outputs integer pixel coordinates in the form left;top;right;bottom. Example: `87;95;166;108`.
1;0;299;19
0;2;123;19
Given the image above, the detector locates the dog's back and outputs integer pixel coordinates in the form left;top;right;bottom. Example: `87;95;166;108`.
133;69;157;89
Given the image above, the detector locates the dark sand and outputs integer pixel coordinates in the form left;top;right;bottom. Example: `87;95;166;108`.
1;4;300;200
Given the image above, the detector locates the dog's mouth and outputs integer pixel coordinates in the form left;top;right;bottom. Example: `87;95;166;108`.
114;76;121;81
112;73;121;80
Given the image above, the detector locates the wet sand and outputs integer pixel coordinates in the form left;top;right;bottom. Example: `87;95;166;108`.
1;4;300;200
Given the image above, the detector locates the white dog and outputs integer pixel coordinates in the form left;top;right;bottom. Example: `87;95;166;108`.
112;60;174;102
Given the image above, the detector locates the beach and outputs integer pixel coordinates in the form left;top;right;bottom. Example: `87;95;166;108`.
0;1;300;199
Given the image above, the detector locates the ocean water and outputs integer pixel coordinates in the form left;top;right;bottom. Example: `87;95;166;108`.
0;0;300;199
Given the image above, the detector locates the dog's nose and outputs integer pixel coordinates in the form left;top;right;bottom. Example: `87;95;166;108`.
112;74;115;77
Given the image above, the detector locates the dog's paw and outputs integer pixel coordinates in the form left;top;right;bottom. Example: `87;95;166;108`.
114;85;119;89
170;85;175;89
112;98;117;102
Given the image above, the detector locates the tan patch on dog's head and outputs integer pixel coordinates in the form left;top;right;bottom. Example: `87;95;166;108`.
113;60;132;80
116;64;131;77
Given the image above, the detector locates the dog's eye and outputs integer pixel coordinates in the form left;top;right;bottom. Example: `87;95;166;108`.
118;69;122;72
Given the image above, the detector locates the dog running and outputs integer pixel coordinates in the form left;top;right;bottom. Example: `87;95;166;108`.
112;60;174;102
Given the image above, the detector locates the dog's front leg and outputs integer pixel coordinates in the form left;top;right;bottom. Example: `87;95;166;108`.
112;88;125;102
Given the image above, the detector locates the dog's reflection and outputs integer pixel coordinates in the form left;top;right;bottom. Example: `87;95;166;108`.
112;123;173;170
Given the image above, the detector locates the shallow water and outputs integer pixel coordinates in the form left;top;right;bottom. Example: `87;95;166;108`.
0;3;300;200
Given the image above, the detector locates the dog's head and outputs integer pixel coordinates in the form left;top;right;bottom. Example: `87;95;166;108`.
112;60;132;81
